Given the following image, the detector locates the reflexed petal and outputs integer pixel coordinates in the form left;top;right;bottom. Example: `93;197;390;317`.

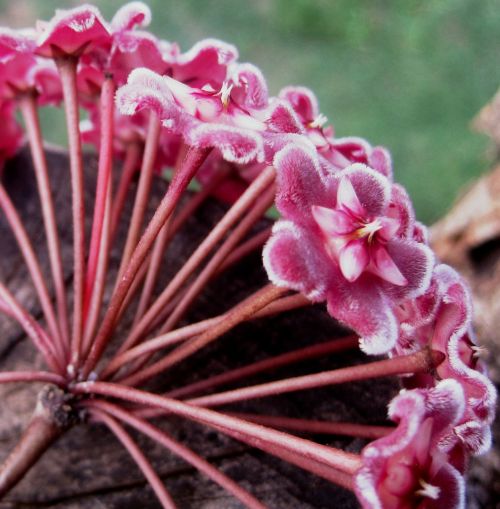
311;205;353;236
273;144;328;224
266;100;304;134
371;244;408;286
230;63;268;110
188;124;264;164
172;38;238;89
279;85;319;124
111;2;151;31
263;221;330;301
327;281;398;354
339;239;369;282
36;4;111;58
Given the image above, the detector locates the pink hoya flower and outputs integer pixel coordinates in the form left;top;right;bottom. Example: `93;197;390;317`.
268;86;393;177
263;144;433;354
394;264;497;455
35;4;111;59
115;59;269;164
0;28;62;105
79;1;167;88
355;379;466;509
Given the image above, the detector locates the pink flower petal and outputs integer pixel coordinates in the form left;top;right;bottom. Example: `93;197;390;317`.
111;2;151;31
36;5;111;58
337;175;365;216
339;239;369;282
311;205;353;236
371;244;408;286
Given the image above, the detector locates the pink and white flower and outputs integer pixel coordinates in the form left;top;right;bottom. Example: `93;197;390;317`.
263;144;433;354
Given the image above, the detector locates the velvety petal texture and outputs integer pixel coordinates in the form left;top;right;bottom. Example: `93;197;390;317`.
355;380;466;509
264;144;433;354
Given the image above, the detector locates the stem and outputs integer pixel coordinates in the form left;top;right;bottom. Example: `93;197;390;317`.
0;371;65;385
118;285;287;386
110;142;141;244
102;291;309;380
86;400;267;509
166;336;358;400
83;146;211;378
161;185;275;333
115;113;161;285
133;217;171;326
133;167;228;326
77;382;362;478
0;184;63;360
82;182;112;355
56;56;85;369
0;282;62;373
92;409;177;509
0;385;74;497
119;165;276;356
186;348;445;408
18;93;69;352
84;76;115;313
227;414;392;440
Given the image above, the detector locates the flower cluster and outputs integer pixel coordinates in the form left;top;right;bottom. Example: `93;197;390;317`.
0;3;495;509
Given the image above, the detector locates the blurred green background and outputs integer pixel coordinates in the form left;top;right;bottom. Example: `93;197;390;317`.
1;0;499;223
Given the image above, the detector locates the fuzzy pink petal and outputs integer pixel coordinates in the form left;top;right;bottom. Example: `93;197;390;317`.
111;2;151;31
386;183;416;238
368;146;393;179
279;85;319;124
342;164;391;217
273;143;329;224
266;100;304;134
115;67;178;120
338;239;369;282
172;38;238;89
36;5;111;58
327;281;398;354
263;221;332;301
230;63;268;110
384;239;434;299
187;123;264;164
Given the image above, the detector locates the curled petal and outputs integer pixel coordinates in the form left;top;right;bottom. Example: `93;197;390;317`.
188;123;264;164
327;281;398;354
230;63;268;110
273;143;328;224
368;146;393;179
36;4;111;58
111;2;152;31
266;100;304;134
279;85;320;124
172;38;238;88
263;221;330;301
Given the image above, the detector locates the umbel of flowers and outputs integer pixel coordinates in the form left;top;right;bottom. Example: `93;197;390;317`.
0;3;495;508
